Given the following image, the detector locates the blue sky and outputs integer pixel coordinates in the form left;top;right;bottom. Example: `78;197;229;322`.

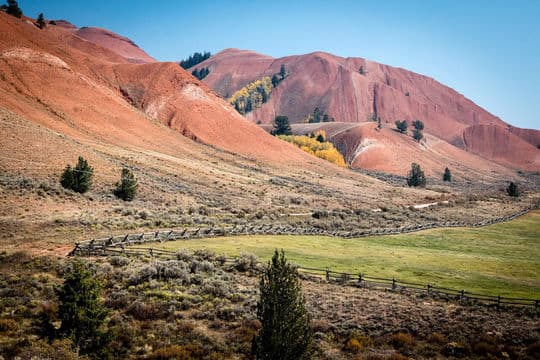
19;0;539;130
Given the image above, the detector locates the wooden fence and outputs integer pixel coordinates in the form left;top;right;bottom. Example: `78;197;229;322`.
69;204;536;256
73;244;539;309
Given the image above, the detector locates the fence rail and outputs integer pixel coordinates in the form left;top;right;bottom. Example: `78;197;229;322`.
72;241;540;309
69;204;537;257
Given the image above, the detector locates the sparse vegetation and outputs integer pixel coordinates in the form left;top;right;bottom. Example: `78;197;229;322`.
407;162;426;187
359;65;366;75
304;107;335;123
60;156;94;193
395;120;408;134
179;51;211;69
113;168;138;201
253;250;312;360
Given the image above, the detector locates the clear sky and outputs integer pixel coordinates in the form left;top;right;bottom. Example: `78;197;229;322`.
18;0;539;130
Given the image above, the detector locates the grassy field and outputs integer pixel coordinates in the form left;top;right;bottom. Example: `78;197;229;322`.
147;211;540;298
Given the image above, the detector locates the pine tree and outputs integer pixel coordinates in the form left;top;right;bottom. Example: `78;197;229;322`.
271;115;292;135
395;120;408;134
60;157;93;193
506;181;519;197
443;167;452;182
413;128;423;141
113;168;138;201
60;165;75;190
271;74;280;87
36;12;46;29
412;120;424;131
407;162;426;187
58;261;112;358
359;65;366;75
5;0;22;18
253;250;312;360
280;64;286;79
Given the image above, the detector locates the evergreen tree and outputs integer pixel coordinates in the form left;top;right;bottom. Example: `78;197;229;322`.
280;64;286;79
5;0;22;18
412;119;424;131
113;168;138;201
253;250;312;360
271;115;292;135
443;167;452;182
58;261;112;358
377;117;382;130
506;181;519;197
407;162;426;187
180;51;211;69
412;119;424;141
60;165;75;190
395;120;408;134
316;133;325;143
271;74;280;87
36;12;46;29
359;65;366;75
60;157;93;193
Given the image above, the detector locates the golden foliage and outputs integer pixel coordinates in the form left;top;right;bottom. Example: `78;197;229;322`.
278;135;347;167
228;77;273;114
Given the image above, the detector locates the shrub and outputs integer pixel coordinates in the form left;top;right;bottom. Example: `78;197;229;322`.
109;256;130;267
0;318;18;332
407;163;426;187
113;168;138;201
390;332;416;350
506;181;519;197
127;301;160;320
60;156;93;193
253;250;312;360
200;278;231;298
234;252;259;272
413;128;423;142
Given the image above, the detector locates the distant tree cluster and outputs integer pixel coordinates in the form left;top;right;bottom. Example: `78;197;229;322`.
305;107;335;123
277;129;347;167
191;67;210;80
60;156;138;201
1;0;22;18
179;51;211;69
228;77;273;114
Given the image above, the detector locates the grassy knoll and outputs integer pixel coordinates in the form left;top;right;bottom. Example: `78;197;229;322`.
147;211;540;298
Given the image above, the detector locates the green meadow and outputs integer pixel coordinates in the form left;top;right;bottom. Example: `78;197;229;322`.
147;211;540;298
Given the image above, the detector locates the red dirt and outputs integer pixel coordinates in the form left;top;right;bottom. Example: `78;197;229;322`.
197;49;539;171
0;13;322;170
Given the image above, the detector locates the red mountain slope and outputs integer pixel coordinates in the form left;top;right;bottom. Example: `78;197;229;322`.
196;49;539;171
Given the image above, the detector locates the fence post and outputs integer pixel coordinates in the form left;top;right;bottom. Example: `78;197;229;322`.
497;295;501;309
460;290;465;301
325;269;330;282
392;278;396;291
535;300;539;309
358;273;363;286
149;248;153;257
427;284;432;295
